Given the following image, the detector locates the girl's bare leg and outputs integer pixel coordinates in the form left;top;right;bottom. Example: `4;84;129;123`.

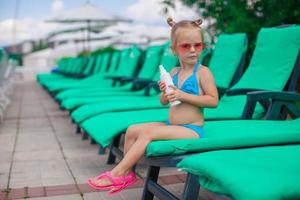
92;125;199;186
90;122;164;186
124;122;165;155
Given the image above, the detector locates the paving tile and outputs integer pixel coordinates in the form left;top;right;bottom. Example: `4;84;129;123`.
119;186;144;200
19;118;50;128
82;192;103;200
13;150;62;161
0;190;7;200
42;177;75;187
99;191;123;200
0;122;18;135
7;187;26;200
27;194;82;200
0;162;11;174
66;156;113;183
11;160;41;174
159;174;183;185
162;183;184;198
9;178;43;188
15;134;59;152
0;174;9;189
77;184;98;193
0;134;15;152
27;186;46;198
45;184;78;196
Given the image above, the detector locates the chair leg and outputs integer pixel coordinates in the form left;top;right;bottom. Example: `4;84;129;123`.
182;173;200;200
107;134;122;164
76;125;81;134
98;145;106;154
142;166;160;200
90;138;96;144
81;131;88;140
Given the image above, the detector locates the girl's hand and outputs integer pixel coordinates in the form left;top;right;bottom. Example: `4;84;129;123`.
158;81;166;93
167;85;184;102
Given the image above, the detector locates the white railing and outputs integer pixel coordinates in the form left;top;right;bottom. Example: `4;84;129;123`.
0;49;18;122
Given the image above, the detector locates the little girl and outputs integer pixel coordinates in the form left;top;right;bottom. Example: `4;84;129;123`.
87;17;219;195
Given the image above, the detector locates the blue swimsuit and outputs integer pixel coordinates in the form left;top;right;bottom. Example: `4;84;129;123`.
165;63;204;138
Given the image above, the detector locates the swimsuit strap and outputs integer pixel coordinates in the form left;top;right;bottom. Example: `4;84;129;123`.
193;63;201;74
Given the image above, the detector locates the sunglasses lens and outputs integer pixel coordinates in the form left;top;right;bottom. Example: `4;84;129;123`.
178;43;204;52
194;43;204;52
180;44;191;50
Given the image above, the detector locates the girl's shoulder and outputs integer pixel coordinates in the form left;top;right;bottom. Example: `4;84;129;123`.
196;65;214;81
197;65;211;75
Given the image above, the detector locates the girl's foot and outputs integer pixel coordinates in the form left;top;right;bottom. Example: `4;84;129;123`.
87;170;137;194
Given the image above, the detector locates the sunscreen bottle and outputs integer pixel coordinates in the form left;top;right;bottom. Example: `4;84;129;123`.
159;65;181;106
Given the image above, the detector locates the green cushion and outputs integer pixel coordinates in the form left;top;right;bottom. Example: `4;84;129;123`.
46;78;113;92
138;45;163;79
146;118;300;156
81;108;169;147
177;144;300;200
114;45;141;77
56;84;133;101
209;33;247;89
61;90;145;110
204;95;265;120
81;56;96;75
232;26;300;91
103;51;120;74
72;96;162;123
151;42;179;81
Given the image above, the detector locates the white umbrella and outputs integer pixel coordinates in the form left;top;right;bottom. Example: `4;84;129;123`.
46;2;130;51
47;3;125;23
102;22;169;47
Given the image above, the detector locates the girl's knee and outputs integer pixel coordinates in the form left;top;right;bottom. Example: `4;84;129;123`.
126;125;140;139
137;129;153;141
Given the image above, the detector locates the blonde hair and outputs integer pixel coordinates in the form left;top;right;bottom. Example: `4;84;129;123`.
167;17;203;46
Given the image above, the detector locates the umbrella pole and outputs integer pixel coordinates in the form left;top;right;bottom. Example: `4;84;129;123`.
87;20;91;52
81;29;85;52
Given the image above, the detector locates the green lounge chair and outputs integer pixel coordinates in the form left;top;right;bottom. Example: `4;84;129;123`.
37;54;108;89
141;91;300;200
37;56;89;85
71;33;247;124
80;26;300;152
58;42;178;110
45;46;141;93
56;44;165;105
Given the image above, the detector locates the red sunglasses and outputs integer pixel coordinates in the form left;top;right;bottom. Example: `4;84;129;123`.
178;42;205;53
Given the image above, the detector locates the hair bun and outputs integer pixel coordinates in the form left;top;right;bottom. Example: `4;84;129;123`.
194;19;203;26
167;17;176;27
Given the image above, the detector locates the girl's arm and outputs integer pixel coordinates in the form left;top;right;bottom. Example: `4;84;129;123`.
168;67;218;108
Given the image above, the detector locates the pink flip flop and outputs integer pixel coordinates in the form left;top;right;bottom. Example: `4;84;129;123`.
86;171;138;194
87;171;115;190
108;172;138;195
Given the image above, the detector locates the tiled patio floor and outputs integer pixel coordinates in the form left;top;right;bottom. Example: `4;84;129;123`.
0;71;229;200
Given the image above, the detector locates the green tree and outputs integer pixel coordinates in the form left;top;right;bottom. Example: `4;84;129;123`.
163;0;300;95
163;0;300;52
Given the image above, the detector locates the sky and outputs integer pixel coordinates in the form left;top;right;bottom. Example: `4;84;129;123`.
0;0;200;46
0;0;137;21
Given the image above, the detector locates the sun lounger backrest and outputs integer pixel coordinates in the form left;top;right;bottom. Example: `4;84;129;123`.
209;33;248;88
137;45;164;79
231;25;300;91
